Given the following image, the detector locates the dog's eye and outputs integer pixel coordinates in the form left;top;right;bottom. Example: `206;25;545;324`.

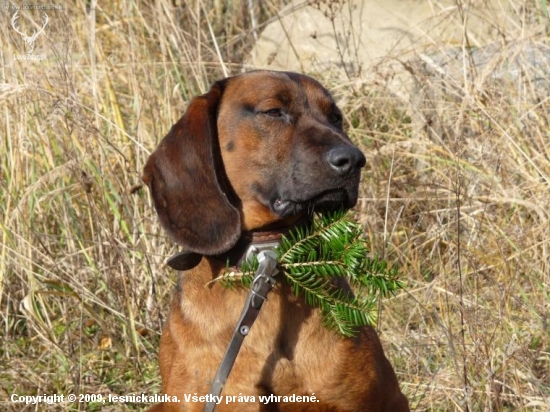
328;113;342;124
263;108;284;118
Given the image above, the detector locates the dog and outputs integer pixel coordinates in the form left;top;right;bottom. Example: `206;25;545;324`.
143;70;409;411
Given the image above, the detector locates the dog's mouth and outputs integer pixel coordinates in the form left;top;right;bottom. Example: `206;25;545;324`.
271;188;353;217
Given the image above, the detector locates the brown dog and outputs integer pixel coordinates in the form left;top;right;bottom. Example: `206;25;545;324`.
143;71;409;412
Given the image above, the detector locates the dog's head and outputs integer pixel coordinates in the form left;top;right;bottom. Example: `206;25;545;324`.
143;71;366;255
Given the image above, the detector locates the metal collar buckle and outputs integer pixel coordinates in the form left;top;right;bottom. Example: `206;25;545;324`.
244;240;280;266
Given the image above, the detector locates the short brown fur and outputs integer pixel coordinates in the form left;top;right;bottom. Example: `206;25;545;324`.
143;71;409;411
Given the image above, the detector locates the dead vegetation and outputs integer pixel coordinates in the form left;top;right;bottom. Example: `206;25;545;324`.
1;1;549;411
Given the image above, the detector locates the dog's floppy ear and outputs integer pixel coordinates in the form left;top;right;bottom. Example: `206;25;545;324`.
143;81;241;255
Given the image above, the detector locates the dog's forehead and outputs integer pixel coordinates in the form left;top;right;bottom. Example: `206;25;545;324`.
224;71;335;108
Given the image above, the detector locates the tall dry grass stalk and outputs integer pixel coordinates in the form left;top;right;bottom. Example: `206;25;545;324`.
0;0;549;411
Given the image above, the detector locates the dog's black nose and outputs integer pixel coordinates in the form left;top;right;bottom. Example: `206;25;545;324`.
326;145;366;176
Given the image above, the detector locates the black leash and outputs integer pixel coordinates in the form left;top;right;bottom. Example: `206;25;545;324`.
203;249;279;412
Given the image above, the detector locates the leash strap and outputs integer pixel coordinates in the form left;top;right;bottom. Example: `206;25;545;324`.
203;250;279;412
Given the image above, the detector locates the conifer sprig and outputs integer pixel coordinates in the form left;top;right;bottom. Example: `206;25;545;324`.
219;210;404;337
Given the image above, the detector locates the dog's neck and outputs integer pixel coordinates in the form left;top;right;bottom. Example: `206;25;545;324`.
212;227;290;269
166;216;310;271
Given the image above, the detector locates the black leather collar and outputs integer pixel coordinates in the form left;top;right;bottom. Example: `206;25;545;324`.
166;218;309;271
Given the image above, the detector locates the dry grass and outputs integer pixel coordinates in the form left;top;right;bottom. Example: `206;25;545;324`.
1;0;549;411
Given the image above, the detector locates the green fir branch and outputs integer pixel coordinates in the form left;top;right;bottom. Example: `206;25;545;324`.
218;210;404;337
